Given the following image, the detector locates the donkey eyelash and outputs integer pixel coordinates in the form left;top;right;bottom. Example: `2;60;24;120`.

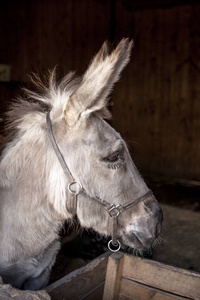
102;148;126;172
108;163;122;170
104;151;124;163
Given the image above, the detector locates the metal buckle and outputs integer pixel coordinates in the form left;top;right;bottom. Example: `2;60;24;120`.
68;181;82;195
108;204;123;217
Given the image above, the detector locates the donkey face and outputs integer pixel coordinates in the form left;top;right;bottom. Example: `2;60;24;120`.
64;116;162;250
58;39;162;250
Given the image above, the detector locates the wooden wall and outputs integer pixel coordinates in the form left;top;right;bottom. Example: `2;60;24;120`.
112;2;200;181
0;0;110;82
0;0;200;182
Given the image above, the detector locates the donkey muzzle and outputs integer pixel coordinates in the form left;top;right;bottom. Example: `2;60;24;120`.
122;197;163;250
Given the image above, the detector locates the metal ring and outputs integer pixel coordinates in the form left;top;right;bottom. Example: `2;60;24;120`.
68;181;82;195
108;239;121;252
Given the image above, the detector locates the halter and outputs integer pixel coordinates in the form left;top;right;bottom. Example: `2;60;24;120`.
46;111;153;252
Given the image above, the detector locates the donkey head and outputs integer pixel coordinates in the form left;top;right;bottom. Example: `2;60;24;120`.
49;39;162;251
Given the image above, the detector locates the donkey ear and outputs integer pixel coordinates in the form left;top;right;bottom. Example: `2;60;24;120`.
63;38;133;126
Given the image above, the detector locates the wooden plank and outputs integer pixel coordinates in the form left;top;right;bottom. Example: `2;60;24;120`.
0;0;110;82
46;252;109;300
103;252;124;300
80;282;105;300
119;296;134;300
122;254;200;299
119;278;190;300
114;3;200;181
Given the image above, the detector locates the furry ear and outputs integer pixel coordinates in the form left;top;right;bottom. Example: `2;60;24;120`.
63;38;133;126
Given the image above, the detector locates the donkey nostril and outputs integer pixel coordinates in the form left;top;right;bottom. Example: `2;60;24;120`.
153;207;163;237
155;221;162;237
155;209;163;237
155;207;163;237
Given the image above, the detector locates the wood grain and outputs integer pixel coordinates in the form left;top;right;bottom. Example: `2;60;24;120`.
46;252;110;300
122;254;200;299
120;278;190;300
103;252;124;300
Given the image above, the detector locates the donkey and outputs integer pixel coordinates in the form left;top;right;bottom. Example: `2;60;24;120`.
0;39;162;290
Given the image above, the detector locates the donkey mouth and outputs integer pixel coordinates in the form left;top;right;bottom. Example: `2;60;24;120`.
122;232;155;250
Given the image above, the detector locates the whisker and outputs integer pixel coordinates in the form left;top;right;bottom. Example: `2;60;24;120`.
151;236;166;250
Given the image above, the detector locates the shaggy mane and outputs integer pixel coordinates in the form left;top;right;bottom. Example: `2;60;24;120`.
4;69;81;139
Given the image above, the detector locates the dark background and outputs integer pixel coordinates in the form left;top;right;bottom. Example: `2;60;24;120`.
1;0;200;184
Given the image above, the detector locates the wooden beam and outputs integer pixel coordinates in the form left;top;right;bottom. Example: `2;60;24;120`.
103;252;124;300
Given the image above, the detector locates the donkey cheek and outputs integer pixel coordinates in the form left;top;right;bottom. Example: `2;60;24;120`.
77;206;109;234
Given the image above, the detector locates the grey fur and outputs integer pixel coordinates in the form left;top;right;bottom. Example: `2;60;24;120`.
0;39;162;290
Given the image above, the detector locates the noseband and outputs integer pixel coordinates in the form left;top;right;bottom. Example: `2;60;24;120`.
46;111;152;252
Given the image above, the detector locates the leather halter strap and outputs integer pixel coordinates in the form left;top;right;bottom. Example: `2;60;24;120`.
46;111;152;252
46;111;75;182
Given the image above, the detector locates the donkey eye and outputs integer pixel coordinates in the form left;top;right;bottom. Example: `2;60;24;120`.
105;152;123;163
